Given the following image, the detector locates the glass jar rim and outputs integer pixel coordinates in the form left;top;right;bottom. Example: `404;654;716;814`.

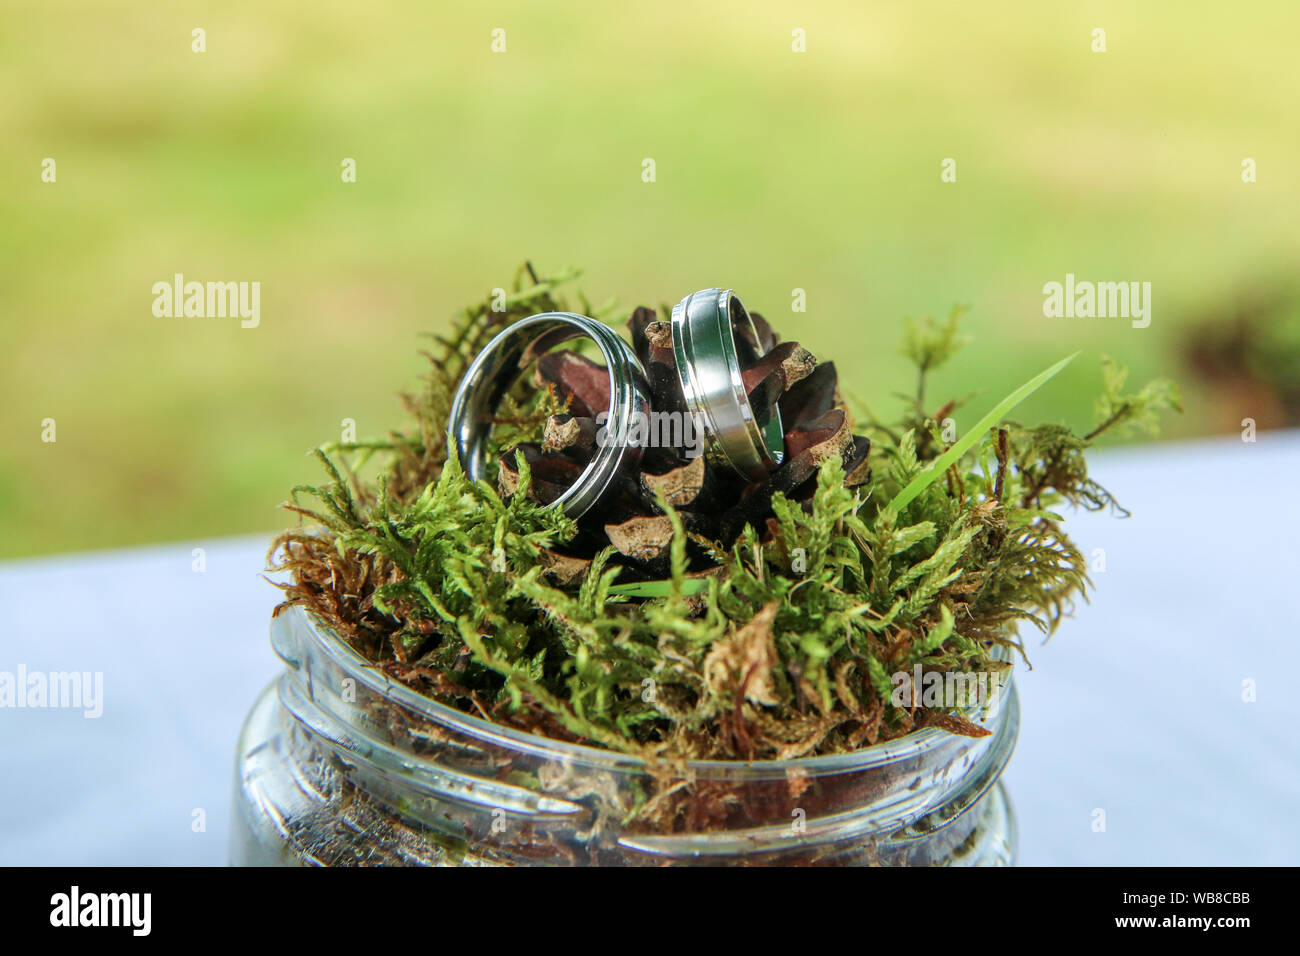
278;606;1011;777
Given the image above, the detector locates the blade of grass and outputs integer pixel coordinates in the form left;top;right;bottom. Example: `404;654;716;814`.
885;351;1079;514
608;578;710;598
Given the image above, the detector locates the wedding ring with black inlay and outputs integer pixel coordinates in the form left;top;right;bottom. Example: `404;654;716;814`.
670;288;785;481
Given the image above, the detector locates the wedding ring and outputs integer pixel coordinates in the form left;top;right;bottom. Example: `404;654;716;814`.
671;288;785;481
447;312;652;518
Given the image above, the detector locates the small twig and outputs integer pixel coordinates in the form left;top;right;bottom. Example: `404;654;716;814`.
993;428;1009;504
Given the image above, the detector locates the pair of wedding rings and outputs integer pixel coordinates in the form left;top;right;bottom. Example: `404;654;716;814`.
447;288;785;517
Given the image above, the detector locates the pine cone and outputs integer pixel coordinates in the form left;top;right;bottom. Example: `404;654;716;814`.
498;305;872;579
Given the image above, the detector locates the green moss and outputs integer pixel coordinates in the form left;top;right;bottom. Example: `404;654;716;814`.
270;265;1180;761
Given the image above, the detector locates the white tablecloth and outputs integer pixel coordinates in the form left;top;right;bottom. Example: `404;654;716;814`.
2;433;1297;865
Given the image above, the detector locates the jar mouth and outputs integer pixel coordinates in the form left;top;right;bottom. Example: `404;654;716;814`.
275;606;1013;778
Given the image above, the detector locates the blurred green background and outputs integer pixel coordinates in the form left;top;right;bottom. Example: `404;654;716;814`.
2;1;1298;559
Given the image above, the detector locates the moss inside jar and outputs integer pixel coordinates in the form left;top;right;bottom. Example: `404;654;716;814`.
231;264;1179;867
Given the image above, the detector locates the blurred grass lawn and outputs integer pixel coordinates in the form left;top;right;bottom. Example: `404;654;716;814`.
2;1;1298;558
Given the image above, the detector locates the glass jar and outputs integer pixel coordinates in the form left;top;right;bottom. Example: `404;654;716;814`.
230;607;1018;866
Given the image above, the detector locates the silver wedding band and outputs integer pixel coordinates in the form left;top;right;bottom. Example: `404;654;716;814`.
671;288;785;482
446;312;651;519
448;290;786;517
